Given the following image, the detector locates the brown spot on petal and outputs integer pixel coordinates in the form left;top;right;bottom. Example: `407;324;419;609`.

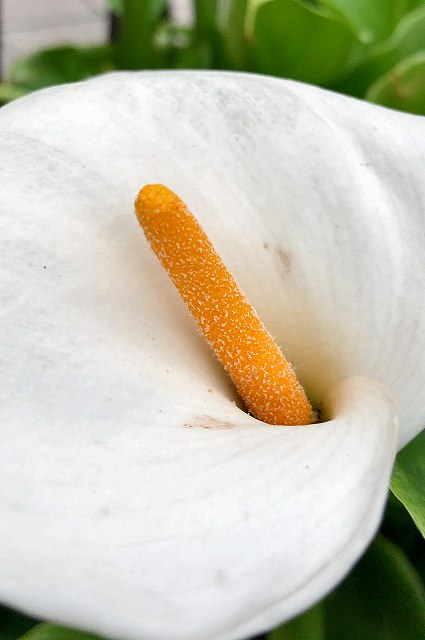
182;415;234;429
276;247;292;277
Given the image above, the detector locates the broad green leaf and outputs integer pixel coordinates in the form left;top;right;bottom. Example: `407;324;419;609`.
392;429;425;536
335;5;425;96
0;606;37;640
325;535;425;640
321;0;423;43
268;604;324;639
10;46;114;92
18;625;100;640
252;0;356;85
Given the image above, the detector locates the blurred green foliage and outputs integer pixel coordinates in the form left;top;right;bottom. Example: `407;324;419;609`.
1;0;425;114
271;536;425;640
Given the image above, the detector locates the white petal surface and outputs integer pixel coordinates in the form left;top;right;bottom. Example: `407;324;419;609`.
0;72;422;638
1;71;424;445
0;376;397;640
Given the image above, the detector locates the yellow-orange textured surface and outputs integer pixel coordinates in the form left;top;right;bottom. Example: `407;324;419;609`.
135;184;312;426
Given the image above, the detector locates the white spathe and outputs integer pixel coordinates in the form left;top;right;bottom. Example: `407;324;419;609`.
0;71;423;640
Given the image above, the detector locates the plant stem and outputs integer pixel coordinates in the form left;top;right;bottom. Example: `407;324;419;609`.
194;0;217;39
120;0;157;69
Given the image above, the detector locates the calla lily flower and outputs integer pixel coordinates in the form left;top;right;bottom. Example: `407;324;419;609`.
1;71;424;640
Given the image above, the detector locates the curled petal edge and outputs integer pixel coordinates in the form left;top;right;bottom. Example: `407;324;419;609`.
0;377;398;640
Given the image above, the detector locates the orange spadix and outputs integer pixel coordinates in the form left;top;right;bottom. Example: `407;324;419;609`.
135;184;312;426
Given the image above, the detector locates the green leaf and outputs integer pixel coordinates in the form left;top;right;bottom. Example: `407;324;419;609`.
251;0;356;85
18;625;100;640
0;605;38;640
325;535;425;640
268;603;324;639
335;5;425;96
10;46;114;92
320;0;423;44
391;429;425;535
